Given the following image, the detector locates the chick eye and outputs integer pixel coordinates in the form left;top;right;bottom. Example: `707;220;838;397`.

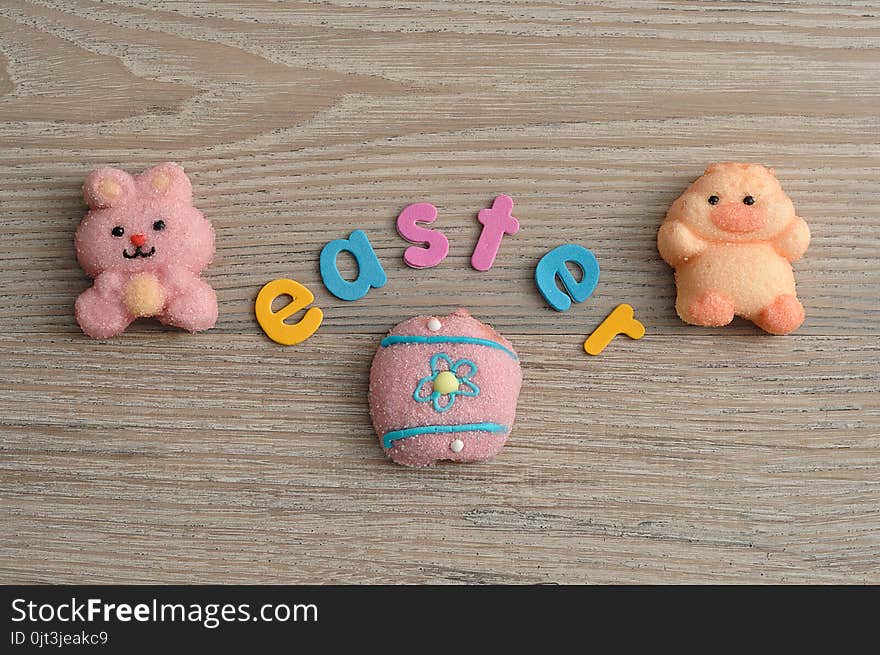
708;195;720;205
111;226;124;237
152;219;166;231
743;195;756;205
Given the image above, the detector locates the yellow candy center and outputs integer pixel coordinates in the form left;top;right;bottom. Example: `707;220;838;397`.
433;371;460;395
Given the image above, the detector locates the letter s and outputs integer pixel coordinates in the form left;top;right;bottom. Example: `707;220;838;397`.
11;599;26;621
396;203;449;269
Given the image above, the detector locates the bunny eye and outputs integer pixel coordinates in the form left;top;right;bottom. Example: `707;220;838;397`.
743;195;756;205
153;219;166;231
708;195;720;205
111;226;124;237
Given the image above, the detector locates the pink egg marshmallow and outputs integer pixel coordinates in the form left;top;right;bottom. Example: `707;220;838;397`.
369;309;522;467
74;163;217;339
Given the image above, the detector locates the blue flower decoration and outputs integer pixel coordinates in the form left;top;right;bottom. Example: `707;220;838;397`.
413;353;480;413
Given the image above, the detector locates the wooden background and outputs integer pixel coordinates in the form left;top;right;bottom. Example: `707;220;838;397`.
1;1;878;584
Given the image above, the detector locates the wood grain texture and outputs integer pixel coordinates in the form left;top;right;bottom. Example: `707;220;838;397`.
1;0;878;584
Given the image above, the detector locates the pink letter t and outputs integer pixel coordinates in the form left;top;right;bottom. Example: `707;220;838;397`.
470;195;520;271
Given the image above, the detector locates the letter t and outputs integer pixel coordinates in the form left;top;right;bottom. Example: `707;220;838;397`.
471;195;520;271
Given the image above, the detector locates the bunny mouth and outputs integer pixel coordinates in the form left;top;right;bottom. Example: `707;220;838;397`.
123;246;156;259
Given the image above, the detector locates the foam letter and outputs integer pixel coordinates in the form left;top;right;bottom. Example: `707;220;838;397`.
534;244;600;311
255;278;324;345
319;230;387;301
471;195;520;271
584;304;645;355
396;203;449;269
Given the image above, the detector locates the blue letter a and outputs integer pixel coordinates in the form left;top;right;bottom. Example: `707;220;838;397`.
320;230;387;301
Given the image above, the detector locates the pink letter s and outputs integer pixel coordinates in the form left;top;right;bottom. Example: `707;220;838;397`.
396;203;449;269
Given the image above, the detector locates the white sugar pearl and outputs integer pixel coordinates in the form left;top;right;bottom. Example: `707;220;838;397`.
450;439;464;453
427;317;442;332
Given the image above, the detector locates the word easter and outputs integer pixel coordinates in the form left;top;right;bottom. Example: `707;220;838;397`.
256;196;641;353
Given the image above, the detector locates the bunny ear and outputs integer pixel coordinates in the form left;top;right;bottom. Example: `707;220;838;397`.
139;162;192;203
82;167;134;209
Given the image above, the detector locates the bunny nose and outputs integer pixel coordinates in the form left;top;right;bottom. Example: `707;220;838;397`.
130;234;147;247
